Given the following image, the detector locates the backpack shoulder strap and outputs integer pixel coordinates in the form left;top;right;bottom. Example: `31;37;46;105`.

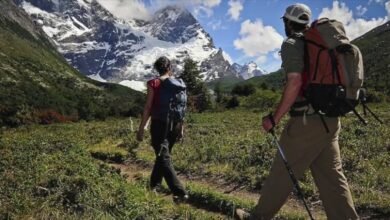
164;77;186;90
304;21;328;49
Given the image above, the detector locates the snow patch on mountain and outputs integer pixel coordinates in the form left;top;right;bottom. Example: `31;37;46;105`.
88;73;107;82
18;0;237;83
233;62;267;80
119;80;147;93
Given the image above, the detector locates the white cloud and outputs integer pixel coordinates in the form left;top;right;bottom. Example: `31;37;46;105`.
97;0;151;20
150;0;221;9
319;1;387;40
207;20;226;30
193;5;214;17
356;5;368;16
227;0;244;21
386;1;390;18
273;51;281;60
97;0;222;20
150;0;221;17
192;0;222;17
368;0;386;4
255;55;267;64
193;0;222;8
234;19;283;58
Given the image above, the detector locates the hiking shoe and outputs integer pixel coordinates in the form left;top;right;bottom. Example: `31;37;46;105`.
235;208;250;220
149;184;163;194
173;194;189;204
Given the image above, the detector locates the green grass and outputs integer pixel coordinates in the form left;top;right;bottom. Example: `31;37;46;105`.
0;120;224;219
136;105;390;217
0;127;159;219
134;172;309;219
1;103;388;218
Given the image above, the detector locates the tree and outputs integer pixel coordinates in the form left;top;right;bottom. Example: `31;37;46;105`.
226;95;240;109
231;84;256;96
214;82;223;103
260;82;268;90
179;58;211;112
180;59;203;95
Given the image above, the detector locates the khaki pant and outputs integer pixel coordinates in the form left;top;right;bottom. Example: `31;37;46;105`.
251;116;359;220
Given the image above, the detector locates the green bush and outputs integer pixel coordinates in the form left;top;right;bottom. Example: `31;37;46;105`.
241;89;280;110
226;96;240;109
231;84;256;96
365;90;389;103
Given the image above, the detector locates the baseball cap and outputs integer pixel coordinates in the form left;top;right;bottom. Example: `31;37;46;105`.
282;3;312;24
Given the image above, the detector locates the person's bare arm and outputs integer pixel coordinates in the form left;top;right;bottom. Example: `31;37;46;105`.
262;72;302;132
137;85;154;141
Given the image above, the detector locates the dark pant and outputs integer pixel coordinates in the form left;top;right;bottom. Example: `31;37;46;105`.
150;119;186;196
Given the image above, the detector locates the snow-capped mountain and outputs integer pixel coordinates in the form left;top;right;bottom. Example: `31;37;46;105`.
16;0;237;88
232;63;244;74
232;62;267;80
144;5;212;45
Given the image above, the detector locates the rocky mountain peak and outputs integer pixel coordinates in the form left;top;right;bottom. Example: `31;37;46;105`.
16;0;235;88
154;5;191;21
232;62;267;80
4;0;51;43
144;5;211;45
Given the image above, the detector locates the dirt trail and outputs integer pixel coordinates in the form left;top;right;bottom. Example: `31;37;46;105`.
109;161;327;219
109;163;227;219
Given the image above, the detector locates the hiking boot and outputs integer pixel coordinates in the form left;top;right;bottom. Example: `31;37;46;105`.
149;184;163;195
235;208;250;220
173;194;189;204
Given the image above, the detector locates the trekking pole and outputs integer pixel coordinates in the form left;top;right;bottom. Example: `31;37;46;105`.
361;103;383;124
359;88;383;124
266;113;315;220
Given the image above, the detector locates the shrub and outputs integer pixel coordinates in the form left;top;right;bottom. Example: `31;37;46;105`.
231;84;256;96
365;90;388;103
226;96;240;109
34;109;77;124
242;90;280;110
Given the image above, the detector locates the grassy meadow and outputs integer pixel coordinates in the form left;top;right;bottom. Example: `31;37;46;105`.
0;102;388;219
137;105;390;217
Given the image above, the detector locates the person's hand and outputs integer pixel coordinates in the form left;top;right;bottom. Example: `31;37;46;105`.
136;129;144;142
262;117;273;133
262;114;276;133
176;123;184;142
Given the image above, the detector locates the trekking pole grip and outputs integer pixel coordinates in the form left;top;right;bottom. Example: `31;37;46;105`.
267;112;276;134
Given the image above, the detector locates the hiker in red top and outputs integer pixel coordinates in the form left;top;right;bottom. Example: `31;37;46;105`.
137;56;188;203
236;3;359;220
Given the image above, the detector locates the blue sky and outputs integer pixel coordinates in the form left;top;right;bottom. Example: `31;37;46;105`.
98;0;390;72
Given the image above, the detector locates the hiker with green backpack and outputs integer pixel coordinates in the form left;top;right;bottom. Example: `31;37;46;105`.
137;56;189;203
236;3;361;220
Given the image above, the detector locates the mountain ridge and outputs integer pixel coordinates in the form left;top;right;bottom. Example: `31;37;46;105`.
233;62;267;80
16;0;238;85
352;20;390;95
0;0;144;126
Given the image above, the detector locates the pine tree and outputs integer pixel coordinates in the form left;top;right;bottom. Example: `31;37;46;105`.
180;59;203;95
179;58;211;112
214;82;223;103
